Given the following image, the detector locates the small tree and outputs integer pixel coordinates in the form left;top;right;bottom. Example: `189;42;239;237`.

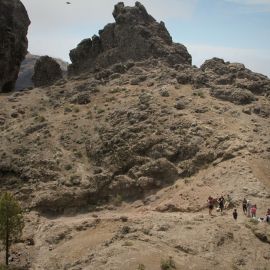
0;192;24;266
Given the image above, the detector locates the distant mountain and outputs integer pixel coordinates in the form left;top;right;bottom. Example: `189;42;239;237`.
15;53;69;90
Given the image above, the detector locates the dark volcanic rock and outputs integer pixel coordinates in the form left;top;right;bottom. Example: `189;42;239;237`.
68;2;191;75
199;57;270;97
210;87;256;105
15;53;68;90
0;0;30;92
32;56;63;87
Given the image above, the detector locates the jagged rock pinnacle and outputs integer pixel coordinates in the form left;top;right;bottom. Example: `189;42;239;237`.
68;2;191;76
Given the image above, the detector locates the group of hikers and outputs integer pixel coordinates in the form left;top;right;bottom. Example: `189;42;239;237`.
207;195;231;215
242;198;270;222
207;195;270;223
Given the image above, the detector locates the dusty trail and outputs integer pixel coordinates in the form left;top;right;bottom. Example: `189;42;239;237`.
30;191;269;270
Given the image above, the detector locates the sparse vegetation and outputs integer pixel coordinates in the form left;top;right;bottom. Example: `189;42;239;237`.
193;90;205;98
160;257;176;270
35;115;46;122
122;240;133;246
249;218;259;225
64;105;72;113
74;107;80;113
64;164;72;171
96;108;105;114
109;87;125;93
0;265;15;270
120;225;130;234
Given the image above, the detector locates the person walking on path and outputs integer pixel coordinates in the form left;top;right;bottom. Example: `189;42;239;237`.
251;204;257;218
207;196;214;216
233;209;238;221
225;194;233;209
218;196;225;214
242;198;247;215
247;200;252;217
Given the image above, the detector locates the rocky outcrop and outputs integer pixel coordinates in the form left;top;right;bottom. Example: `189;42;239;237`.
15;53;68;90
0;0;30;92
200;58;270;98
32;56;63;87
173;57;270;104
210;87;256;105
68;2;191;75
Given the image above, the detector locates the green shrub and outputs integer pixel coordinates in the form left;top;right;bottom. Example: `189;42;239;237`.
160;257;176;270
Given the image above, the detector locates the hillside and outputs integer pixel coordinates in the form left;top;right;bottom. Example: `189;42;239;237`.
0;57;270;269
0;2;269;270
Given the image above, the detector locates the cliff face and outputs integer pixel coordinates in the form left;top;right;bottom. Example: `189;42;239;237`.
0;0;30;92
68;2;191;75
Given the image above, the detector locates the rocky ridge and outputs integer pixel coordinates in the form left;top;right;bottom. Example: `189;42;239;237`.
0;0;30;92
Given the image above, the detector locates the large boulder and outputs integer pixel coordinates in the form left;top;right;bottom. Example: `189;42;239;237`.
0;0;30;92
32;56;63;87
15;53;68;90
68;1;191;75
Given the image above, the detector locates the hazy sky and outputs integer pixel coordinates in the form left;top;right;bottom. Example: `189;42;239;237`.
20;0;270;77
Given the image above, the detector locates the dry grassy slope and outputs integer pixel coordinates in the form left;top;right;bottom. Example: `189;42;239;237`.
0;60;269;269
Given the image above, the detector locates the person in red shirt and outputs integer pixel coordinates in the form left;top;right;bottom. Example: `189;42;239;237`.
251;204;257;218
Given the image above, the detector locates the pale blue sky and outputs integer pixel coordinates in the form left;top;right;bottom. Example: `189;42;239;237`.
21;0;270;77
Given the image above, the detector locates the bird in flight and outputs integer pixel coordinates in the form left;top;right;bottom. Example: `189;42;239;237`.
66;1;71;4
